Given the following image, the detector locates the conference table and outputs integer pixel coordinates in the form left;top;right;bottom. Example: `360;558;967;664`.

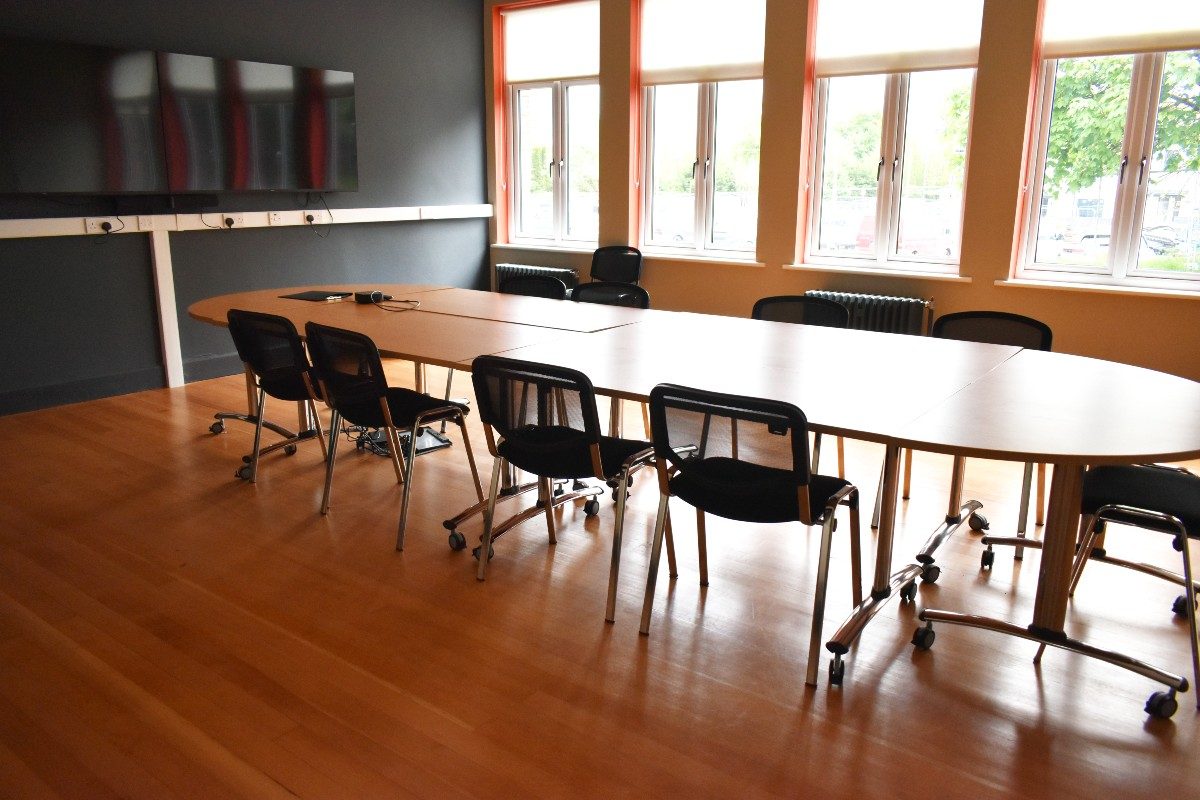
189;284;1200;708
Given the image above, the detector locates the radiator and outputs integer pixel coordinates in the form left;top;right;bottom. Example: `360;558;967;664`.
804;290;932;335
495;263;579;291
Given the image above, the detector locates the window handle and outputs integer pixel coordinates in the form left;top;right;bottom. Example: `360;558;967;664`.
1117;155;1129;184
704;157;711;179
891;156;899;182
692;159;699;180
548;159;554;177
1137;156;1148;186
876;157;885;181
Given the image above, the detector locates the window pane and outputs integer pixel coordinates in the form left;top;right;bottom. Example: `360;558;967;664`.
709;80;761;251
565;83;599;241
895;69;972;260
1135;49;1200;274
515;86;554;238
815;74;885;255
1032;55;1133;267
648;83;699;246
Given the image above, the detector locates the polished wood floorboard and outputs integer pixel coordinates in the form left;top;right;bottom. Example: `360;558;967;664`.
1;368;1197;799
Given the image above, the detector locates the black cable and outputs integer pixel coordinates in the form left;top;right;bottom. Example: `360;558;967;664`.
306;193;334;239
200;213;224;229
373;298;421;312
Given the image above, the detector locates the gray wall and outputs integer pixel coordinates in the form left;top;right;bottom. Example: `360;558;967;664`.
0;0;488;413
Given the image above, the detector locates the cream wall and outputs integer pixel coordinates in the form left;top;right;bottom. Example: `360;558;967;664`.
485;0;1200;381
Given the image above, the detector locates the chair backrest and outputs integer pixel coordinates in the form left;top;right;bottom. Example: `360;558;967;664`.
499;274;569;300
751;295;850;328
572;281;651;309
226;309;309;378
590;245;643;284
303;322;389;412
471;355;603;475
932;311;1052;351
649;383;812;486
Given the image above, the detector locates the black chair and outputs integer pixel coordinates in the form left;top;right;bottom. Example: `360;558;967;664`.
1049;463;1199;718
638;383;863;687
304;322;483;550
498;274;569;299
211;309;327;482
751;295;850;479
470;355;665;622
925;312;1053;561
572;281;650;309
590;245;643;285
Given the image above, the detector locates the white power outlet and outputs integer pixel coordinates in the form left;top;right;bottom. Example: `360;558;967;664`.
268;212;285;225
220;213;244;228
84;217;121;234
303;209;331;225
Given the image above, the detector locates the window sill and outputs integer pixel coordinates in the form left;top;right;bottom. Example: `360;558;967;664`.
641;251;764;269
786;261;971;283
492;242;597;256
999;277;1200;300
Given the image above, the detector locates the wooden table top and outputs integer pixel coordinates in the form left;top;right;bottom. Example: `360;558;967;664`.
415;287;646;333
187;285;590;369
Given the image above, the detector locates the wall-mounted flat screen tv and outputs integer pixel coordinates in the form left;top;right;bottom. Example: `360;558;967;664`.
0;36;358;194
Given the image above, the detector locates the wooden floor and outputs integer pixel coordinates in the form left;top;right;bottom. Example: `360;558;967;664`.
1;367;1198;799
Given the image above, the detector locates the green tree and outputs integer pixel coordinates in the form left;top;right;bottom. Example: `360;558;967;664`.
528;145;552;193
1044;50;1200;197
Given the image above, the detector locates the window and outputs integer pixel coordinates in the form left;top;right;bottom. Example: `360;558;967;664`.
1022;1;1200;286
640;0;765;257
503;1;599;244
806;1;983;272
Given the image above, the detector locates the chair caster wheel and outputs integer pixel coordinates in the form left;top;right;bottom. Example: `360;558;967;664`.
572;480;587;491
210;420;225;434
284;444;298;456
1172;594;1196;617
554;486;566;498
968;513;989;532
981;548;995;570
235;465;252;481
471;545;495;561
829;657;845;687
920;564;941;584
911;624;935;650
448;531;466;551
899;581;917;602
1145;690;1178;719
584;499;601;516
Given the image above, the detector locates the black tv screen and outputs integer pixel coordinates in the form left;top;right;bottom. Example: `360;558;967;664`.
0;38;168;194
0;36;358;195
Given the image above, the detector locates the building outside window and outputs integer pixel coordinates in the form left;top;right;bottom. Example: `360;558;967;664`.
805;0;983;273
503;1;599;244
640;0;765;257
1021;0;1200;287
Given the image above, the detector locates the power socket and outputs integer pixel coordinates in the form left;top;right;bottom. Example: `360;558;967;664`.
84;217;121;234
221;213;244;228
303;210;331;225
268;212;285;225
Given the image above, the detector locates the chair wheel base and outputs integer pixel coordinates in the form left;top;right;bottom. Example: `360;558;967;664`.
210;420;225;434
235;465;252;481
981;548;995;570
448;531;467;551
899;581;917;603
1172;594;1197;617
584;499;601;516
1145;690;1178;719
912;624;935;650
920;564;941;584
472;545;495;561
829;657;845;687
968;512;989;532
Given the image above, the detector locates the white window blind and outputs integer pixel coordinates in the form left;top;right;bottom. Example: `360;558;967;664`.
814;0;984;77
503;1;600;83
640;0;766;84
1042;0;1200;58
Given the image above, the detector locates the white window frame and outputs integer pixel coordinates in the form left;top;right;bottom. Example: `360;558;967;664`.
805;70;973;274
640;79;760;258
1019;51;1200;289
508;78;598;245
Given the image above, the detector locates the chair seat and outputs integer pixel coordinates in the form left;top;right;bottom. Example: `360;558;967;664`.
338;387;469;430
669;456;850;524
498;425;650;479
259;367;321;402
1083;465;1200;535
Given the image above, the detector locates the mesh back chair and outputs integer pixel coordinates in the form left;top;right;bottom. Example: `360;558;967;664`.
304;322;483;550
211;309;327;482
572;281;651;309
498;274;569;299
471;356;662;621
924;313;1053;563
751;296;851;480
1033;464;1199;718
589;245;643;285
639;384;863;687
